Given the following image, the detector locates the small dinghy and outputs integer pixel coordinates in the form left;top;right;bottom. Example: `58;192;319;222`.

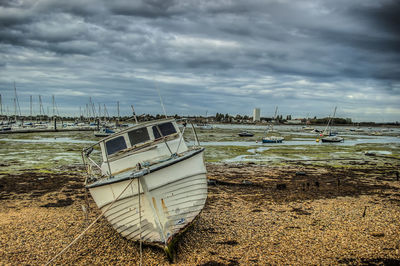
238;131;254;137
94;127;115;137
82;119;207;257
321;135;344;143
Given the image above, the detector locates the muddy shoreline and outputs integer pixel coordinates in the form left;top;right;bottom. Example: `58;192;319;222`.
1;161;400;265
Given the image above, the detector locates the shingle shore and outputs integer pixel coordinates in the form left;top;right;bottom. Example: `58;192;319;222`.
1;162;399;265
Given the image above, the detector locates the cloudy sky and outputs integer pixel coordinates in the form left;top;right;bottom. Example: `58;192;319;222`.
0;0;399;122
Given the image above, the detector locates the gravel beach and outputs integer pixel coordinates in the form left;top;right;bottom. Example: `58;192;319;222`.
1;161;400;265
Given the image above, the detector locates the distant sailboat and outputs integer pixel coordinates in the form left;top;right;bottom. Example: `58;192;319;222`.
319;107;344;143
262;107;284;143
94;127;115;137
238;131;254;137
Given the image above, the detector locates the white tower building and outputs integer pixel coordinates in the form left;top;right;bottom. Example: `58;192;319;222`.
253;108;260;122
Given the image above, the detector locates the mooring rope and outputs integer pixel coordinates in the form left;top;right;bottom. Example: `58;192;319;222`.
138;177;143;266
45;177;136;265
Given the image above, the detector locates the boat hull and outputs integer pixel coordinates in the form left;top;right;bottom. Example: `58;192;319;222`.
238;132;254;137
262;138;283;143
321;137;344;143
262;137;284;143
87;149;207;245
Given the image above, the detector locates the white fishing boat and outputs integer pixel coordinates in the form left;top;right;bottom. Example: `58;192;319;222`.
82;118;207;257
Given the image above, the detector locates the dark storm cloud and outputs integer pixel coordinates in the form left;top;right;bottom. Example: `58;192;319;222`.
0;0;399;121
107;0;180;18
351;0;400;37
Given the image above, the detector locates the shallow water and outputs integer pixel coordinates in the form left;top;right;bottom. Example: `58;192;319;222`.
0;127;399;172
191;136;400;147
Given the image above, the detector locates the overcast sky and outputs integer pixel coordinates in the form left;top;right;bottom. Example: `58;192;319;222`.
0;0;399;122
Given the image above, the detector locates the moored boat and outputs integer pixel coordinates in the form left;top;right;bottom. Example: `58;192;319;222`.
319;106;344;143
262;136;284;143
82;118;207;257
94;127;115;137
261;123;284;143
238;131;254;137
320;135;344;142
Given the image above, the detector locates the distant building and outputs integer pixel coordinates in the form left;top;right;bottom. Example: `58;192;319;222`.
286;119;303;125
253;108;260;122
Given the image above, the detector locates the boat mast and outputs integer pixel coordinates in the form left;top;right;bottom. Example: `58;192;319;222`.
89;97;96;120
14;98;16;121
52;95;55;117
155;84;167;118
30;95;32;119
274;106;278;121
323;106;337;135
39;95;45;117
117;101;120;126
0;94;2;116
104;104;109;118
14;82;21;116
131;104;138;124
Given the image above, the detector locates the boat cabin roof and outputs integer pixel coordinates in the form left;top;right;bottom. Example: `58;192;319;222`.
101;118;177;142
100;118;181;157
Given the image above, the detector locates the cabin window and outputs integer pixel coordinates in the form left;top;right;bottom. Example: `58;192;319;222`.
105;136;127;155
128;127;150;146
152;122;177;139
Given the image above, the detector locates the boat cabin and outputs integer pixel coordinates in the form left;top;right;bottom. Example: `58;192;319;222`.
98;119;188;176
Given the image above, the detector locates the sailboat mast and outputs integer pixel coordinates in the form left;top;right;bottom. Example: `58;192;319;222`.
131;105;138;124
14;98;17;121
274;106;278;120
30;95;32;118
323;106;337;135
0;94;2;116
52;95;55;117
116;101;120;127
156;85;167;118
14;82;21;116
39;95;45;116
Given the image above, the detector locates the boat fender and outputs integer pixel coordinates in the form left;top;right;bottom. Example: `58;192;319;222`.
84;147;94;156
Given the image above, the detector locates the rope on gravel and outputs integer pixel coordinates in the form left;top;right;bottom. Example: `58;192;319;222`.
46;177;138;265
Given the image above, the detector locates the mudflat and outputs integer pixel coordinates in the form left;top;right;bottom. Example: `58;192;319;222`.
1;161;400;265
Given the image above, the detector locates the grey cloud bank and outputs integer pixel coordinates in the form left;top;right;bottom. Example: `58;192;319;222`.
0;0;399;122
